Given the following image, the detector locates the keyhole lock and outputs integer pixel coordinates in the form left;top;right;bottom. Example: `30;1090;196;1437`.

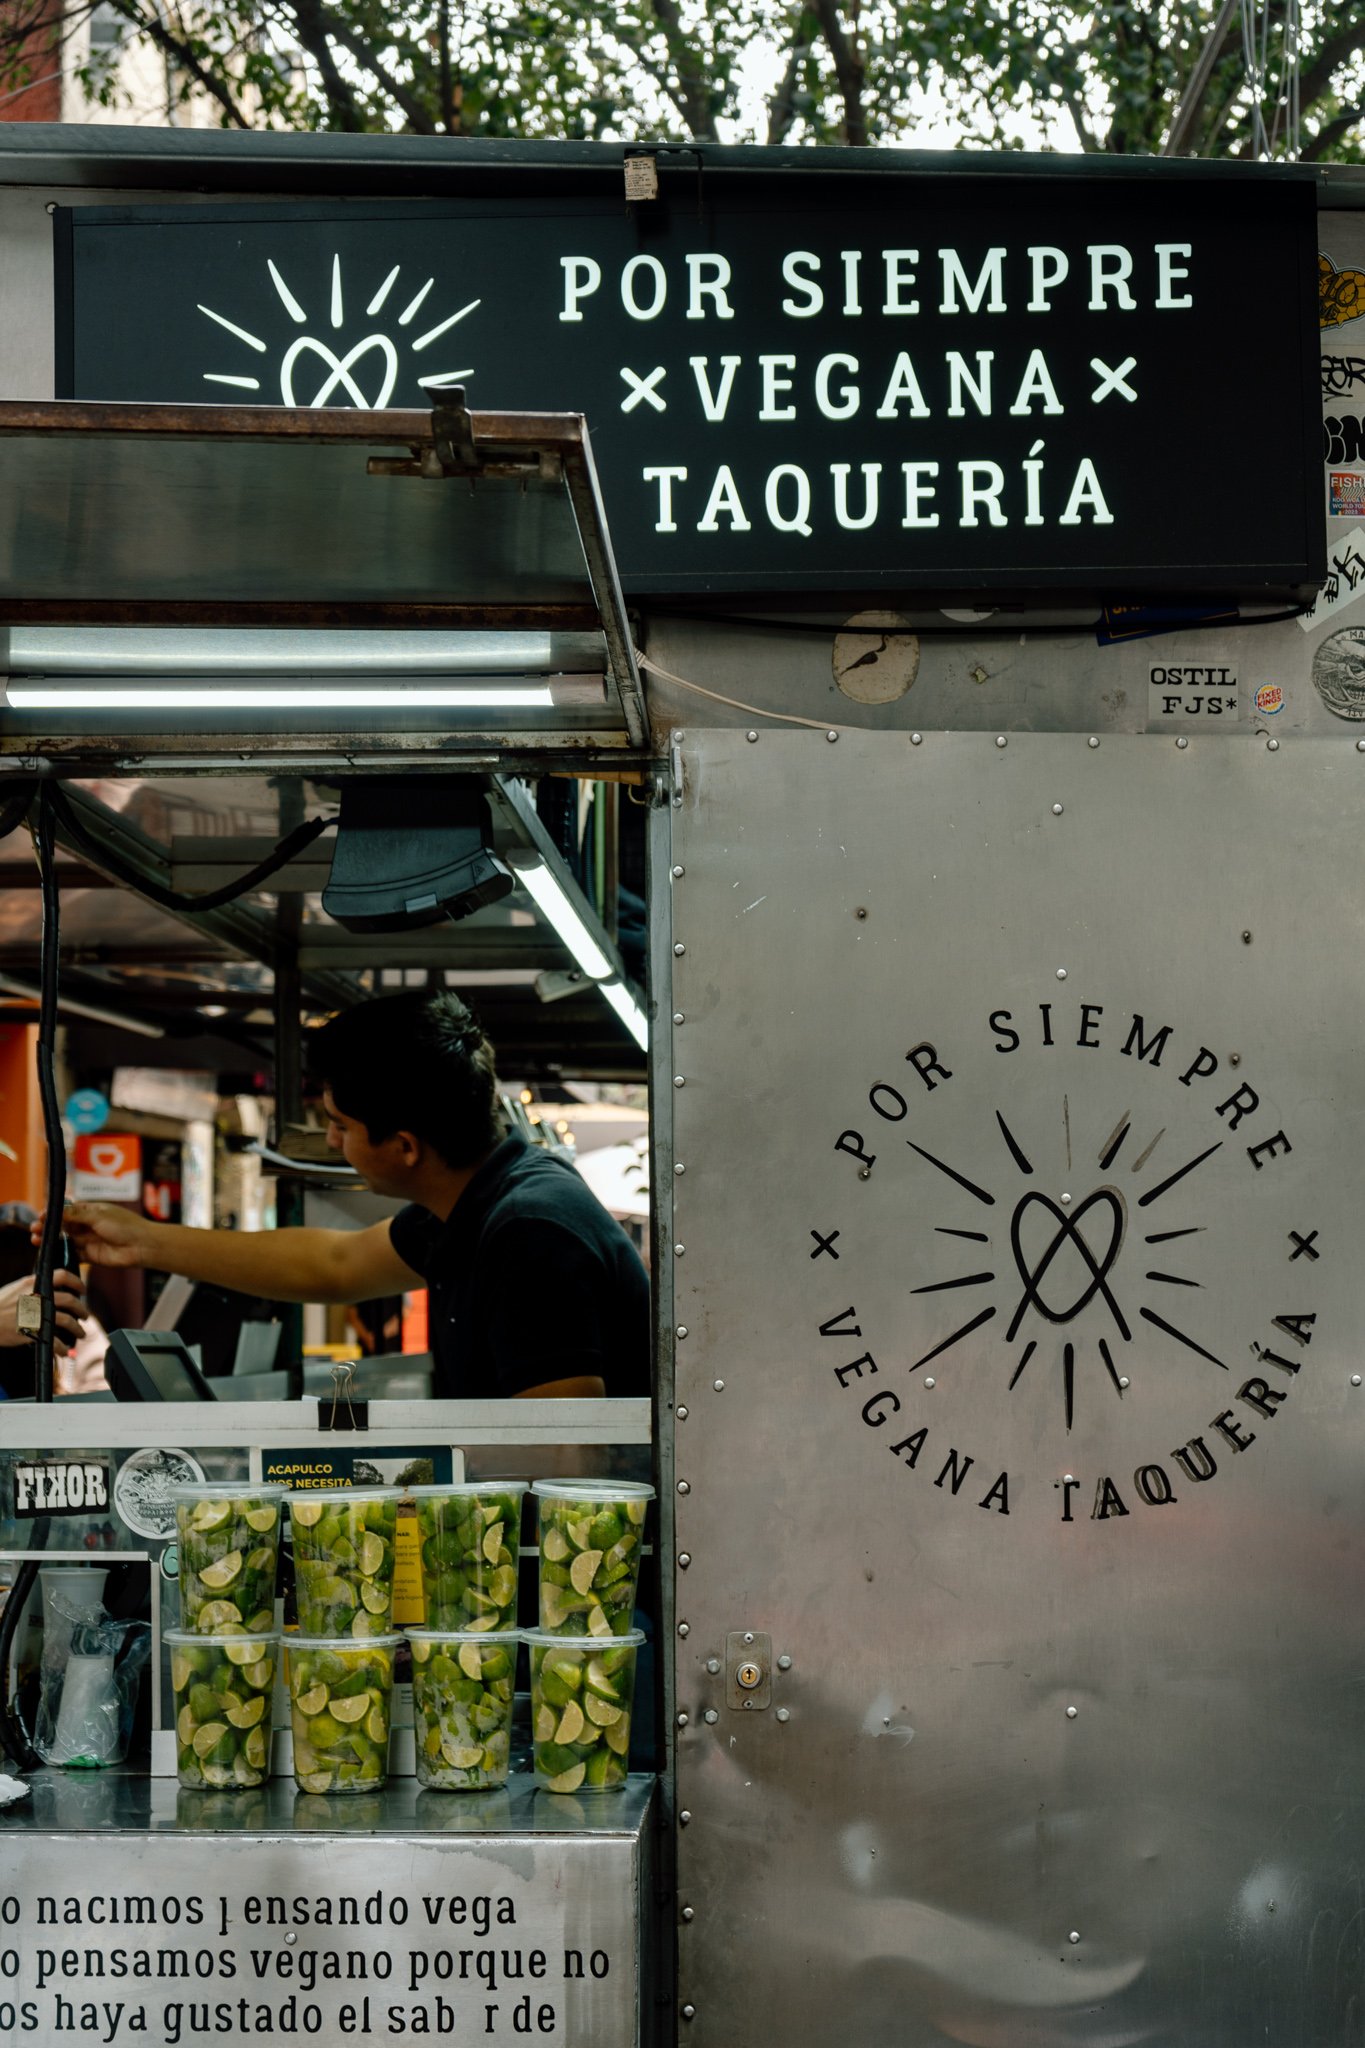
725;1632;772;1710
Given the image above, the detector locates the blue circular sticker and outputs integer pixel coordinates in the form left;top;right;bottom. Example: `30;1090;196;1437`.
65;1089;110;1135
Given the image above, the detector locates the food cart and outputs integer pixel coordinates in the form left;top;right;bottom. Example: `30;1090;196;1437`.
0;127;1359;2047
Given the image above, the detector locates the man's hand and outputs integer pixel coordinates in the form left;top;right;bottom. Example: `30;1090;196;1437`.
0;1270;87;1355
42;1203;161;1271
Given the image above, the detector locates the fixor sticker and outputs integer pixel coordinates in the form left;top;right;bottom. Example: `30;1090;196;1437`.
1255;684;1285;717
1299;525;1365;631
1329;471;1365;518
12;1457;110;1518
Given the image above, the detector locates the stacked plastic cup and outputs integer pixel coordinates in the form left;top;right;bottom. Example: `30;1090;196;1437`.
529;1480;654;1793
286;1488;402;1794
170;1482;286;1791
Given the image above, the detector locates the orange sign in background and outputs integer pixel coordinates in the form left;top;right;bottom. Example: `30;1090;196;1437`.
72;1132;142;1202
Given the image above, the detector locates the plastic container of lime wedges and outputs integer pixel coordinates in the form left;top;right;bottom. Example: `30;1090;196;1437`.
166;1629;278;1790
525;1628;643;1793
406;1628;520;1791
288;1489;399;1638
531;1482;654;1637
172;1484;286;1635
409;1484;526;1633
285;1632;400;1795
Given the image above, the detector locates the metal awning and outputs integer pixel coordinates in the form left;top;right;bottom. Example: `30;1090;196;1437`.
0;396;648;762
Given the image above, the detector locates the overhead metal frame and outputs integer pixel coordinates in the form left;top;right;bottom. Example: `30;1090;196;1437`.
0;395;650;761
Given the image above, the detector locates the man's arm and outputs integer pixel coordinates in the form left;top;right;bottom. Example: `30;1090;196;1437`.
57;1204;422;1306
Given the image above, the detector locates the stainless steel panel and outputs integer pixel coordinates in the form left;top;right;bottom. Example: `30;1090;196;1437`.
669;730;1365;2048
0;1775;653;2048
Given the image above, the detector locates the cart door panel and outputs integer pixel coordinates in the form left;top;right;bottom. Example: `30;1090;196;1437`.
668;729;1365;2048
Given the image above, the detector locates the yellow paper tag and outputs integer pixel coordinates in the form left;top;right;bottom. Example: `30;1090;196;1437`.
391;1502;426;1626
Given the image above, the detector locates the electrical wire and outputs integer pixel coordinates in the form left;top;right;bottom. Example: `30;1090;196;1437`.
46;786;332;913
31;784;65;1405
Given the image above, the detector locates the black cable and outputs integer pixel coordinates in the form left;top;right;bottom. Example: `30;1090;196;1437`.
32;784;65;1404
0;783;35;844
46;786;332;913
0;1536;48;1771
649;602;1313;640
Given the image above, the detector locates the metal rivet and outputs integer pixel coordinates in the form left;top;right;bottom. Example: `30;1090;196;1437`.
1069;1932;1081;1944
679;1552;691;1567
285;1933;297;1945
674;1075;686;1088
826;729;839;742
924;1376;936;1389
703;1708;719;1724
1242;931;1252;944
1056;967;1067;980
677;1480;690;1495
673;794;683;806
713;1379;725;1391
706;1658;721;1674
677;1712;689;1727
677;1406;688;1420
674;1243;685;1257
678;1622;690;1637
1063;1473;1075;1485
1066;1706;1078;1719
672;865;685;878
681;1906;695;1922
746;730;759;743
743;1632;754;1644
1176;736;1188;750
673;1013;685;1026
777;1654;792;1671
674;942;686;956
1087;736;1100;749
675;731;686;742
1052;803;1063;815
995;735;1008;748
855;906;868;920
1267;737;1280;751
1229;1052;1241;1065
679;1810;692;1825
1060;1192;1072;1205
1353;1375;1362;1388
910;732;923;745
776;1708;791;1723
1118;1375;1130;1389
858;1166;872;1180
682;2002;696;2017
674;1160;685;1174
677;1325;688;1338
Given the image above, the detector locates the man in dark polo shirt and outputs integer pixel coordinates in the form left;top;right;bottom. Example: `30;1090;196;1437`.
60;991;650;1403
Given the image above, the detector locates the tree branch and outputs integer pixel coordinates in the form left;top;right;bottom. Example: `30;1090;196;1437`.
810;0;866;144
287;0;365;129
306;5;437;133
766;7;814;144
646;0;719;139
103;0;252;125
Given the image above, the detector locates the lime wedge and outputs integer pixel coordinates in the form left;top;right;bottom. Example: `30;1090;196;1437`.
199;1552;243;1591
291;1500;324;1528
360;1580;390;1615
357;1532;384;1577
458;1641;484;1682
191;1720;229;1758
201;1763;235;1789
244;1505;278;1533
625;1497;647;1526
243;1726;268;1771
554;1700;586;1744
464;1612;499;1633
488;1564;517;1608
545;1762;586;1793
566;1516;594;1551
176;1703;196;1746
541;1585;574;1630
584;1659;619;1702
195;1600;244;1631
542;1527;570;1564
409;1638;432;1665
586;1604;613;1638
298;1772;333;1794
365;1703;388;1746
442;1741;484;1770
569;1550;603;1597
191;1501;232;1533
584;1694;622;1727
222;1639;259;1667
170;1653;194;1693
481;1522;505;1565
295;1683;329;1717
330;1694;370;1725
245;1659;273;1690
246;1610;275;1633
604;1715;631;1756
225;1695;267;1729
245;1546;275;1575
533;1703;557;1743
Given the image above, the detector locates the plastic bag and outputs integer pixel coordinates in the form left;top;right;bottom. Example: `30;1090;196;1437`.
35;1603;149;1768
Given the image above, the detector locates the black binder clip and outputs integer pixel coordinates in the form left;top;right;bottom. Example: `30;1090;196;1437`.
319;1361;369;1433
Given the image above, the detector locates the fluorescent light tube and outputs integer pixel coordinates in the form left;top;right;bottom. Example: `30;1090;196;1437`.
4;685;557;711
599;977;648;1050
508;855;614;981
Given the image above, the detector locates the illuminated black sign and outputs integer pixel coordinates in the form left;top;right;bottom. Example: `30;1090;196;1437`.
55;169;1322;599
